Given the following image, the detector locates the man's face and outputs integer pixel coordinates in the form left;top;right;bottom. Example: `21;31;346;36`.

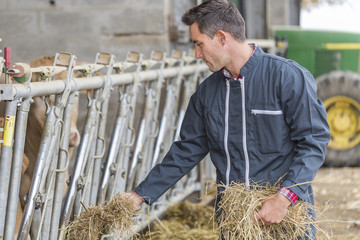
190;23;224;72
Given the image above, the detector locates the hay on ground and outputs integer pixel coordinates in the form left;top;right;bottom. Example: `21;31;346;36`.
217;182;331;240
139;200;218;240
64;193;138;240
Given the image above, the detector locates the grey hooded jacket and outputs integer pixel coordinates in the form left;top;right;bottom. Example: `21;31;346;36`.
135;46;330;206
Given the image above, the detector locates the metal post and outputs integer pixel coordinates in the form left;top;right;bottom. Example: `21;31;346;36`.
48;91;77;240
0;99;18;238
78;114;99;211
150;51;185;169
58;88;101;238
4;97;31;240
17;105;58;240
103;85;133;200
90;53;115;204
38;96;63;240
97;89;127;203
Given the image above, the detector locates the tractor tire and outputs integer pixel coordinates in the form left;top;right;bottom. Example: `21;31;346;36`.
316;71;360;167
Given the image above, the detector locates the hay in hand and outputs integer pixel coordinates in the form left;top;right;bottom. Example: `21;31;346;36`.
217;182;330;240
64;193;138;240
140;201;218;240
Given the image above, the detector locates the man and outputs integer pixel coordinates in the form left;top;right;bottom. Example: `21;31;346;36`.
128;0;330;236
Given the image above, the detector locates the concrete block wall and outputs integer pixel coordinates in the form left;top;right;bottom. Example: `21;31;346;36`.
0;0;172;63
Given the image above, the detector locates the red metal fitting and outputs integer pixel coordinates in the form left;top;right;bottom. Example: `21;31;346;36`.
4;47;11;67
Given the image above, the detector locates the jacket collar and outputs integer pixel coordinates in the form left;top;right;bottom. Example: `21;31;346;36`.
239;45;263;77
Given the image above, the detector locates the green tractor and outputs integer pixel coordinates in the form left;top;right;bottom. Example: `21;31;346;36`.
273;28;360;166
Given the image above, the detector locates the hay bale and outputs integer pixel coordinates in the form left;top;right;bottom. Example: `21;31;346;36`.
139;200;218;240
217;182;331;240
64;193;138;240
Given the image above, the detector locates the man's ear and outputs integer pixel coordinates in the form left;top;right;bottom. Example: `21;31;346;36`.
216;30;227;46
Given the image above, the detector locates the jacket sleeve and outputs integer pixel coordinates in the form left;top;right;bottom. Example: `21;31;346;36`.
279;63;330;201
134;91;209;204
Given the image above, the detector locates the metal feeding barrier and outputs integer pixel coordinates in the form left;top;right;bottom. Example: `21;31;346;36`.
0;49;215;240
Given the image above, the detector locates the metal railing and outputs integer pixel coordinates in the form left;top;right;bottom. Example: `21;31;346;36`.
0;49;215;239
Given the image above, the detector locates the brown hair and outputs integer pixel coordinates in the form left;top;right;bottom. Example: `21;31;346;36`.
181;0;246;42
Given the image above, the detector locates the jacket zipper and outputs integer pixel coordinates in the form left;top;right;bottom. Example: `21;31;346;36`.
224;80;231;186
251;109;283;115
240;77;250;188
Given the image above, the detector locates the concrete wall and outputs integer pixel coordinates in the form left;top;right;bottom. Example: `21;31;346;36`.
239;0;301;39
0;0;172;63
0;0;301;63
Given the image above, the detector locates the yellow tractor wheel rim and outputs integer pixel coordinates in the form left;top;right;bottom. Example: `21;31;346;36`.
324;96;360;150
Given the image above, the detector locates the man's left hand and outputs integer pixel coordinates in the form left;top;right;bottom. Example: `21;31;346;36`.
254;192;291;225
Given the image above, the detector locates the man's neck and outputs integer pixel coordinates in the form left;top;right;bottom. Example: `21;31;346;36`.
225;42;254;78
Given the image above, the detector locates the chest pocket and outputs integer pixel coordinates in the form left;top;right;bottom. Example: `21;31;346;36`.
251;109;287;154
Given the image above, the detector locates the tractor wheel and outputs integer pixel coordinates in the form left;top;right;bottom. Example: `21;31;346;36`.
317;71;360;167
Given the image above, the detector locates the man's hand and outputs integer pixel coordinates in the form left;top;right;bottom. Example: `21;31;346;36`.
122;191;144;209
254;193;291;225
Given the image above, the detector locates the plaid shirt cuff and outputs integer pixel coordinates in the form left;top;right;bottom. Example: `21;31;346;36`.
279;187;298;205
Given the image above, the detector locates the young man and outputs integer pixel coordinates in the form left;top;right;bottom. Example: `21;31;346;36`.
128;0;330;235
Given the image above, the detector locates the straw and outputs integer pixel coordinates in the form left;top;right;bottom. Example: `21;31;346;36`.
63;193;138;240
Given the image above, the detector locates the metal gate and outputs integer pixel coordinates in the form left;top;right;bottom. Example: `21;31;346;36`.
0;50;215;239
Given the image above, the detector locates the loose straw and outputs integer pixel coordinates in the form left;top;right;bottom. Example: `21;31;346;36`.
63;193;138;240
139;201;218;240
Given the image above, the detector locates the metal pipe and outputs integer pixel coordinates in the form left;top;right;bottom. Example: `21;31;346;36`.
90;54;115;204
3;97;32;240
0;64;208;101
78;120;98;212
106;86;133;198
48;92;77;240
0;99;18;237
58;88;100;238
97;85;128;203
18;106;58;239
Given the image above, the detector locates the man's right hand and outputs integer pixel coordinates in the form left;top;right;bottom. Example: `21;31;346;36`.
122;191;144;209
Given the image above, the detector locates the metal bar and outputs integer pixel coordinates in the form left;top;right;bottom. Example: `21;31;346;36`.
58;88;101;238
3;98;31;240
0;99;18;238
37;93;65;240
133;86;158;187
78;120;98;212
105;86;133;199
90;54;115;204
17;105;58;239
48;92;77;240
38;134;60;240
97;89;127;203
0;64;208;101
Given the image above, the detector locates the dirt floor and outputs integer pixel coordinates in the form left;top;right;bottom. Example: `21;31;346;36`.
314;167;360;240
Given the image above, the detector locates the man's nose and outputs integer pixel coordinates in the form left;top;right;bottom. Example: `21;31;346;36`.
195;49;203;59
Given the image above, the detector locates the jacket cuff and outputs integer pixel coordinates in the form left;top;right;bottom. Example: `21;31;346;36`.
134;187;152;205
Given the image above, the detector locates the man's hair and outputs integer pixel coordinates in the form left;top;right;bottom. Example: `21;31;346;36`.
182;0;246;42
